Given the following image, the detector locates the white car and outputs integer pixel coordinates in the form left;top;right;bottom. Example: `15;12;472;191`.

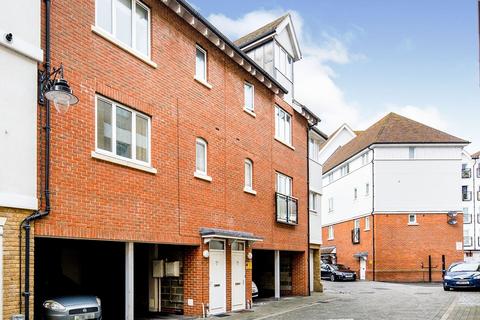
252;281;259;298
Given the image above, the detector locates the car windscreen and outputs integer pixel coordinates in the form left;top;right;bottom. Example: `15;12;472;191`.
448;263;480;272
332;264;348;270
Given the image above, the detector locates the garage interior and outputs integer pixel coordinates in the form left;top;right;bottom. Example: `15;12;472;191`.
34;238;125;319
252;250;293;298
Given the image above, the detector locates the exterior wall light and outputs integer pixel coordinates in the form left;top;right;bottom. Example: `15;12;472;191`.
247;252;253;260
39;64;78;113
203;250;210;258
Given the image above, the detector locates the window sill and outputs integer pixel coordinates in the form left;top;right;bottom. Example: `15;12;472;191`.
243;187;257;195
407;223;419;226
194;171;212;182
243;108;256;118
91;151;157;174
274;137;295;150
194;77;213;89
364;229;370;231
91;25;157;68
327;238;334;241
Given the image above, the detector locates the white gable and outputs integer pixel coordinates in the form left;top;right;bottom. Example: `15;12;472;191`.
274;15;301;61
318;124;356;165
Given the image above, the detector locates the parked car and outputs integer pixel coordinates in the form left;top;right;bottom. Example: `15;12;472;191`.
252;281;259;298
43;295;102;319
321;263;356;281
443;261;480;291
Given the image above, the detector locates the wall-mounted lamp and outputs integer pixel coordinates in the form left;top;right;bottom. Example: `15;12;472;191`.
203;250;210;258
39;64;78;113
247;252;253;260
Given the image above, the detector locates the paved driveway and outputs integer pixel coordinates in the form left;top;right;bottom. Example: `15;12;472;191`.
223;281;480;320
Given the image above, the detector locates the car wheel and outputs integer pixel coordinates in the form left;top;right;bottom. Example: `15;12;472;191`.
443;285;450;291
330;274;335;282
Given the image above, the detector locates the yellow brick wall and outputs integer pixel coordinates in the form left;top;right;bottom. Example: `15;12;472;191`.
1;207;35;320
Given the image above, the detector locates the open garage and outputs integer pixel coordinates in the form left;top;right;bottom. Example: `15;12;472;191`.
34;238;125;319
252;250;299;299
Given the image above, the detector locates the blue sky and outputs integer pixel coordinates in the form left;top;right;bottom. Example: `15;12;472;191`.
191;0;480;152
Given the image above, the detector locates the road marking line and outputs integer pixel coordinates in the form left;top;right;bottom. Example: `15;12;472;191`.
252;302;322;320
440;296;458;320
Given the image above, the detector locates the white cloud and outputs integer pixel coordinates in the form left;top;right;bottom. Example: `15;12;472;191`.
207;9;449;138
208;9;365;134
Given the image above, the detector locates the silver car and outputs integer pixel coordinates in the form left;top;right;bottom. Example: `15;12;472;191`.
43;295;102;320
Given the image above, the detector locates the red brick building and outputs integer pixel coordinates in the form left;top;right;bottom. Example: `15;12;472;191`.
31;0;317;318
319;114;467;282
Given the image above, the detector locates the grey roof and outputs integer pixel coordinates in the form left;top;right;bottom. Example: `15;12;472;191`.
199;228;263;241
174;0;288;94
321;246;336;254
234;14;289;48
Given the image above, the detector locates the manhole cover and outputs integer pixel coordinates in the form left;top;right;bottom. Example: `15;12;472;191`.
415;292;432;295
359;291;375;294
373;287;391;290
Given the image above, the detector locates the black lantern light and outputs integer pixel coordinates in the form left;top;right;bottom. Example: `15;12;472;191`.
39;64;78;113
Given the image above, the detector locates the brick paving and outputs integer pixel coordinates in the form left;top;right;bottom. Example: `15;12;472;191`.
217;281;480;320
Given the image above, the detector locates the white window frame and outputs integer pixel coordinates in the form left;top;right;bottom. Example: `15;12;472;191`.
244;159;254;192
276;172;292;196
195;137;208;176
309;192;318;212
244;82;254;112
95;0;151;58
95;95;151;166
365;183;370;196
328;226;334;240
361;153;368;165
354;219;360;229
328;173;333;183
354;188;358;200
408;214;417;225
409;147;415;159
364;216;370;231
340;164;349;177
328;197;334;212
309;137;320;162
195;45;208;82
274;106;292;146
463;207;472;224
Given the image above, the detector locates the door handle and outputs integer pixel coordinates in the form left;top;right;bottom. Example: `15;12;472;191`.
235;282;241;286
214;284;220;287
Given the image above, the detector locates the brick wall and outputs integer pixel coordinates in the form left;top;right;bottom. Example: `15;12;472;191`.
322;216;374;280
322;213;464;282
35;0;308;253
374;213;464;282
1;207;35;320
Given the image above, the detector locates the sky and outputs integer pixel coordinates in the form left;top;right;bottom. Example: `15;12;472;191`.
189;0;480;152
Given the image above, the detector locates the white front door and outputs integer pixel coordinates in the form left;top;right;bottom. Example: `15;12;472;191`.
231;242;246;311
209;240;226;315
360;258;366;280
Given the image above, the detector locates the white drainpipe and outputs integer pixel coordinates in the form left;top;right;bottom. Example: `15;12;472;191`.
0;217;7;320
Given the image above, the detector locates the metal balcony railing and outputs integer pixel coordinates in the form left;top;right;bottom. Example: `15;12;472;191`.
352;227;360;244
464;236;473;247
462;191;472;201
275;192;298;225
462;168;472;179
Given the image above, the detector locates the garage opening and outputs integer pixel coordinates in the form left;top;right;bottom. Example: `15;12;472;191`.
252;250;293;298
134;244;196;319
34;238;125;320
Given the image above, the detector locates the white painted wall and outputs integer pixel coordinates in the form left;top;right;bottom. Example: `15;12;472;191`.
461;151;479;252
321;153;373;226
0;0;42;210
318;126;356;165
309;130;325;245
374;145;463;213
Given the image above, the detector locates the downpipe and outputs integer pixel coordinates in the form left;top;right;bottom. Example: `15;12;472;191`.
19;0;53;318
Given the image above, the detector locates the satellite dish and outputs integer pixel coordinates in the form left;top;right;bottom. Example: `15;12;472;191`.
447;211;458;225
447;218;458;225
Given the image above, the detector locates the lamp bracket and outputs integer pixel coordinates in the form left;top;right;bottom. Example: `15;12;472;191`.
38;63;65;105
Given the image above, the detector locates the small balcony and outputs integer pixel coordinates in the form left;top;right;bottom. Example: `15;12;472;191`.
352;227;360;244
462;191;472;201
464;236;473;247
275;193;298;225
462;168;472;179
